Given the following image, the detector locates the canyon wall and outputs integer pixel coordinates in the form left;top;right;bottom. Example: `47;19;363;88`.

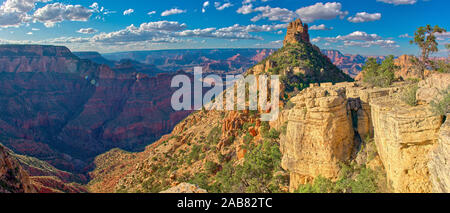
429;114;450;193
281;74;449;192
0;145;36;193
281;85;354;192
0;45;192;175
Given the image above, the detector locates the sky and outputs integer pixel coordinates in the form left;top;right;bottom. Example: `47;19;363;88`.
0;0;448;56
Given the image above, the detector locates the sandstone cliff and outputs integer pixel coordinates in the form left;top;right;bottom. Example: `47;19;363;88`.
281;86;354;191
371;95;442;193
428;114;450;193
284;19;310;46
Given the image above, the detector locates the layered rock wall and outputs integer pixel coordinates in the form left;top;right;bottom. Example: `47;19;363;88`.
428;115;450;193
281;86;354;191
371;98;442;193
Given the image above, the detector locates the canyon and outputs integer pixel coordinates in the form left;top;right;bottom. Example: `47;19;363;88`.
1;18;449;194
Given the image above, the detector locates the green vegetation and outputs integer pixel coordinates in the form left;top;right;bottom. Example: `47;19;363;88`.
295;163;380;193
430;86;450;116
187;145;202;164
250;42;352;100
362;55;398;87
410;25;447;79
401;84;419;106
212;140;287;193
207;126;221;145
205;161;220;174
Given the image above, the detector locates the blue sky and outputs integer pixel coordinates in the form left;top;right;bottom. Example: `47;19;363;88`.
0;0;448;56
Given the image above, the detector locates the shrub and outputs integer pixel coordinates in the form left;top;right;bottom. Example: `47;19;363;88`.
401;84;419;106
363;56;398;88
295;164;380;193
430;86;450;116
205;161;220;174
213;140;286;193
266;128;280;140
285;101;295;110
207;126;221;145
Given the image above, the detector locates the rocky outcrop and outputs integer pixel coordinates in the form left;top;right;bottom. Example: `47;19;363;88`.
416;73;450;104
394;55;420;80
371;96;443;193
281;86;354;191
429;114;450;193
160;183;207;193
284;19;310;46
0;145;35;193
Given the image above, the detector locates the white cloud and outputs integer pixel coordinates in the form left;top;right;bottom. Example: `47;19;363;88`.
237;4;297;22
312;31;399;48
237;4;254;15
202;1;210;13
238;2;348;23
399;33;412;38
436;32;450;41
251;6;298;22
77;28;98;34
161;8;186;16
123;9;134;15
0;0;50;28
376;0;417;5
348;12;381;23
91;21;187;43
309;24;333;30
147;11;156;16
214;2;233;10
26;31;32;35
33;3;93;28
176;23;286;40
296;2;348;23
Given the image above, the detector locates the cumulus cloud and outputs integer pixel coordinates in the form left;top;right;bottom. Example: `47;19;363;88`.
312;31;399;48
0;0;50;27
296;2;348;23
436;32;450;41
175;23;286;40
348;12;381;23
123;9;134;15
236;4;254;15
376;0;417;5
33;3;93;27
309;24;333;30
147;11;156;15
237;4;297;22
214;2;233;10
399;33;412;38
91;21;187;43
202;1;210;13
33;21;287;47
161;8;186;16
77;28;98;34
238;2;348;23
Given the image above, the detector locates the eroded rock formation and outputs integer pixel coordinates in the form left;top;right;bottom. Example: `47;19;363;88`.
371;96;442;193
284;19;310;46
281;85;354;191
429;114;450;193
